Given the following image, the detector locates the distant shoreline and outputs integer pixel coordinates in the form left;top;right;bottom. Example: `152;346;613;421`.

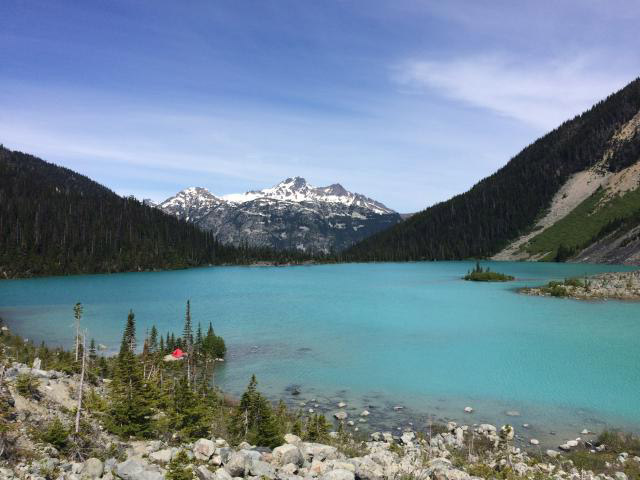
520;270;640;300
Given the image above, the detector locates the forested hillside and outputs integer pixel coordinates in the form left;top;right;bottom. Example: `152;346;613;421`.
0;146;309;278
342;77;640;262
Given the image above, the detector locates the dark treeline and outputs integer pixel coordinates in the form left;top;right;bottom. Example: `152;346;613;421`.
0;146;313;278
341;77;640;262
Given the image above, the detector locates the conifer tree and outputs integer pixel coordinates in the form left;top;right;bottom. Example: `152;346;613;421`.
182;301;193;348
105;311;154;438
149;325;158;353
88;338;97;363
232;375;283;447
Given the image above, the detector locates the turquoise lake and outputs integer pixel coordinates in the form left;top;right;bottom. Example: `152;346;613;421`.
2;261;640;446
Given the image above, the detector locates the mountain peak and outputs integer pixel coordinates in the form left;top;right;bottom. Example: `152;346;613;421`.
322;183;348;196
280;176;308;189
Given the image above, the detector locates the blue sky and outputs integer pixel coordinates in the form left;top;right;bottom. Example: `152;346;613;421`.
1;1;639;212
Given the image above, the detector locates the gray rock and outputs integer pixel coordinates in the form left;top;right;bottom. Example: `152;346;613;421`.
195;465;216;480
249;459;276;479
284;434;301;444
149;448;173;464
351;458;384;480
272;444;303;467
321;469;355;480
400;432;415;445
104;458;118;473
224;452;249;477
219;447;233;464
615;472;628;480
280;463;299;475
82;458;104;479
334;411;348;421
116;458;163;480
212;468;233;480
194;438;217;460
300;443;338;462
546;449;561;458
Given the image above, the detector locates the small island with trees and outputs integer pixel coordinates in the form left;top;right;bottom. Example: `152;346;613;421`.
463;262;515;282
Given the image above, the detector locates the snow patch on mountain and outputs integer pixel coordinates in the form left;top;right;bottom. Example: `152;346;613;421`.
158;177;401;252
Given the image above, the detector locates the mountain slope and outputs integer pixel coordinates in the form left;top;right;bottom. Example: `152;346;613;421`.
342;77;640;264
159;177;401;253
0;146;308;278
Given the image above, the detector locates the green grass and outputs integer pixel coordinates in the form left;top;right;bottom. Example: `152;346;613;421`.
526;187;640;260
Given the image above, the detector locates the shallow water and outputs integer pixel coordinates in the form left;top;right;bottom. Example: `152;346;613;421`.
2;261;639;446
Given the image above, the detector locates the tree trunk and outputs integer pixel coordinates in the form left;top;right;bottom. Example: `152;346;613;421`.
75;333;86;434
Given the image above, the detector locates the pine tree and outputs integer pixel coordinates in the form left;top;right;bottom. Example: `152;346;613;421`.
195;323;202;352
105;311;154;438
231;375;283;447
183;301;193;349
149;325;158;353
169;377;212;440
88;338;97;362
122;310;136;353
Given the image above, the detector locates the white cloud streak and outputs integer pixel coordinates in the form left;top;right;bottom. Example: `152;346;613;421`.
396;53;636;130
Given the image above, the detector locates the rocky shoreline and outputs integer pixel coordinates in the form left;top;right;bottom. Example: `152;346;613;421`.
2;362;639;480
520;270;640;300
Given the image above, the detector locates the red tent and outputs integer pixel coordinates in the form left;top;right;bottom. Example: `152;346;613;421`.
171;348;185;359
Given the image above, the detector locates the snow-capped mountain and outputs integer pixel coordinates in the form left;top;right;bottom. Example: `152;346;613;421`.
158;177;401;252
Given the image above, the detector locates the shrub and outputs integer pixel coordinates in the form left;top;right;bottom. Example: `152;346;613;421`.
15;373;40;399
41;418;69;451
166;450;194;480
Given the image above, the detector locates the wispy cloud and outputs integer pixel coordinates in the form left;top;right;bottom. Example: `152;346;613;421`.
395;53;636;130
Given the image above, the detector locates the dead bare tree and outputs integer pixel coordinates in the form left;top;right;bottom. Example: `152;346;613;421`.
73;303;83;362
75;331;86;434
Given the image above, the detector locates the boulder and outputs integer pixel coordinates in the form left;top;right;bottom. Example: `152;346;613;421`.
149;448;173;464
195;465;215;480
82;458;104;479
248;459;276;479
546;449;561;458
478;424;496;434
338;402;347;408
272;444;303;467
400;432;415;445
300;442;339;462
212;468;232;480
321;469;355;480
284;434;301;444
351;457;384;480
280;463;298;475
223;452;249;477
360;410;370;417
334;411;348;421
530;439;540;446
464;406;473;413
116;458;163;480
194;438;216;460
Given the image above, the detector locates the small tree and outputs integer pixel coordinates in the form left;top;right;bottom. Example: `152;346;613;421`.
105;311;155;438
73;303;83;362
